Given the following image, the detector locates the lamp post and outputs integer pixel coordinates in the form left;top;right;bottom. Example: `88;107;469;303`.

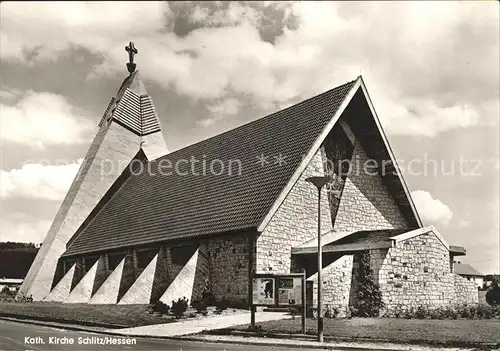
305;175;331;343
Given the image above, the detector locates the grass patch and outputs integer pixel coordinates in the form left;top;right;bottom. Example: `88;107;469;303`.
0;302;176;328
225;318;500;347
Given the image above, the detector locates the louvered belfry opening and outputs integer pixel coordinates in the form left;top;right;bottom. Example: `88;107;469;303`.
111;75;161;137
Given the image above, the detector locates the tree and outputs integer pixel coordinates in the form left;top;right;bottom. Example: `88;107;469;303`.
486;277;500;306
353;251;384;317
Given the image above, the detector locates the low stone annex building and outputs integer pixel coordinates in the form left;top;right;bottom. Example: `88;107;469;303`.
18;57;478;315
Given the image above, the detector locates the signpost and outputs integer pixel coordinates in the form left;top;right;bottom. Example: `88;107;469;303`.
250;271;306;334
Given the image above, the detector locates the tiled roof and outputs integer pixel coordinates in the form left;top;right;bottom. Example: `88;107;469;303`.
454;263;484;277
62;80;357;257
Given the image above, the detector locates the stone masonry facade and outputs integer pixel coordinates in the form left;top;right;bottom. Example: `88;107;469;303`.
306;231;478;317
205;234;250;307
308;254;354;317
256;124;410;277
334;139;409;232
370;231;478;315
256;122;409;297
256;148;332;274
255;121;476;315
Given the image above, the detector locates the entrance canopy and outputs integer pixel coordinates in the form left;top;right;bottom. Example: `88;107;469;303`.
292;226;466;256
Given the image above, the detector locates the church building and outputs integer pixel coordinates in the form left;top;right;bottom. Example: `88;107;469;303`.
18;44;478;316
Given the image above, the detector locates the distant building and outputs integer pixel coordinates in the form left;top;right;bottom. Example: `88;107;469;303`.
454;262;484;289
0;278;23;292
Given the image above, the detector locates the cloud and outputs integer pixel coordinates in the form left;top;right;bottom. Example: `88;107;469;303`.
197;97;241;127
1;159;83;201
0;92;95;147
376;97;480;137
411;190;453;225
0;216;51;243
1;1;498;137
458;219;471;228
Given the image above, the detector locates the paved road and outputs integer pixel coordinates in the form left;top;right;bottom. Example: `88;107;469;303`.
0;320;395;351
0;319;255;351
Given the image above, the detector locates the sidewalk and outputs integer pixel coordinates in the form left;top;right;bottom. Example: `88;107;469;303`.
105;311;289;337
190;334;468;351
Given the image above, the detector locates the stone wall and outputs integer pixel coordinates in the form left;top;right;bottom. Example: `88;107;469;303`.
307;254;354;317
206;234;250;306
373;232;478;315
454;274;479;305
334;140;408;232
257;149;332;274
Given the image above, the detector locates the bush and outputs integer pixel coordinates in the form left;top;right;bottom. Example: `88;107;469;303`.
386;304;498;320
457;304;476;319
171;297;189;318
429;307;448;320
414;306;428;319
15;293;33;303
444;306;458;319
352;251;384;317
392;305;404;318
486;277;500;306
325;305;340;319
474;304;495;319
151;300;170;315
404;307;415;319
214;298;229;315
192;298;208;316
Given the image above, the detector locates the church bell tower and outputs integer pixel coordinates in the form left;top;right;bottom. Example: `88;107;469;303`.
17;42;169;300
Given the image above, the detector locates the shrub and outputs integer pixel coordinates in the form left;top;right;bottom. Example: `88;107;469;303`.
325;305;340;319
214;298;229;315
415;306;428;319
404;307;415;319
151;300;170;315
486;277;500;306
474;304;495;319
387;304;499;320
444;306;458;319
192;298;208;316
15;293;33;303
392;305;404;318
429;307;447;320
171;297;189;318
352;251;384;317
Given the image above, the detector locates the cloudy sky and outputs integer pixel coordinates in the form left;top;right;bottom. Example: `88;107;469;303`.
1;1;499;273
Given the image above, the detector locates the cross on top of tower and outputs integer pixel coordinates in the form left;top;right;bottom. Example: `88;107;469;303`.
125;41;139;73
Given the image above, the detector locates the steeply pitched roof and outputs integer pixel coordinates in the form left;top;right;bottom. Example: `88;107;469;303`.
63;79;357;257
454;263;484;277
98;71;161;136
